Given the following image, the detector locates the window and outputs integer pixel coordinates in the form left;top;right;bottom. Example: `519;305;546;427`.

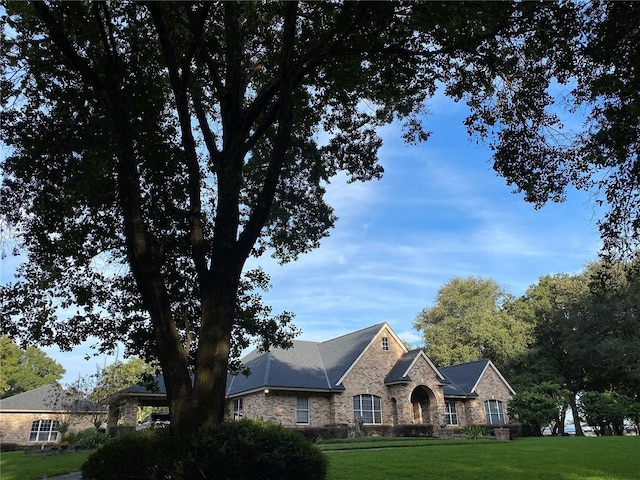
296;396;309;424
444;401;458;425
485;400;505;424
382;337;389;351
233;398;243;420
29;420;59;442
353;394;382;424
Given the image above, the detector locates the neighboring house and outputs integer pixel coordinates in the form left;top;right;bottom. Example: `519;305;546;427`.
107;323;515;435
0;384;106;446
225;323;515;433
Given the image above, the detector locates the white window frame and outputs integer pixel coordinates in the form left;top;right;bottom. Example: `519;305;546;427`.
233;398;243;420
296;396;310;424
29;419;59;442
382;337;389;351
444;401;458;425
353;394;382;424
485;399;505;424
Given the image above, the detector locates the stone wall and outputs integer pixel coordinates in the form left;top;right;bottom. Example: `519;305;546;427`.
467;365;513;425
0;412;98;445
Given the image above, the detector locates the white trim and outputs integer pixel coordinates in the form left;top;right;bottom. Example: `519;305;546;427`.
336;323;408;386
471;360;516;395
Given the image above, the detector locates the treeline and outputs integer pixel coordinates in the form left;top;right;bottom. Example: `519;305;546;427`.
415;256;640;436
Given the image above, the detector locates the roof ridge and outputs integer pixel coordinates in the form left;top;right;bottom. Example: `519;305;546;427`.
319;322;385;345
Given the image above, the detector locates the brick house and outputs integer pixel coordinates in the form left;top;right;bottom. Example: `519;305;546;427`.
0;384;106;446
225;323;515;433
106;323;515;434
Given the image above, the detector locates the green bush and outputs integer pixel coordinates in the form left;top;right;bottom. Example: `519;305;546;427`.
186;420;327;480
81;419;327;480
64;428;111;450
82;428;186;480
462;425;491;439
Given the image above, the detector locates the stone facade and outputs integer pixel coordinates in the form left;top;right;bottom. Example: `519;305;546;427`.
0;411;98;445
225;324;514;432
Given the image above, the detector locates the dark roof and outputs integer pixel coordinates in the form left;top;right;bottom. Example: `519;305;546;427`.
439;359;490;397
0;384;106;412
226;323;386;396
384;349;420;384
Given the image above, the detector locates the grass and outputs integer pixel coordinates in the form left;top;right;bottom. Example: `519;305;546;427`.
323;436;640;480
1;436;637;480
0;450;93;480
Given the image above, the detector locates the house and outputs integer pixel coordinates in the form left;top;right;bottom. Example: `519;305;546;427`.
105;323;514;435
225;323;515;433
0;384;106;446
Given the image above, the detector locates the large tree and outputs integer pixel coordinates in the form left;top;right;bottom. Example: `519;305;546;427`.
516;258;640;434
414;277;532;370
0;1;601;436
483;1;640;256
0;336;65;398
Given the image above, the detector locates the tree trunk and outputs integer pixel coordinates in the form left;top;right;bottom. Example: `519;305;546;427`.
569;394;584;436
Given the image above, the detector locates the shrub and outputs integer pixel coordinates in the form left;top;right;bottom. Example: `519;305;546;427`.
186;419;327;480
462;425;491;439
82;428;186;480
82;419;327;480
64;428;111;450
392;424;434;437
293;424;350;441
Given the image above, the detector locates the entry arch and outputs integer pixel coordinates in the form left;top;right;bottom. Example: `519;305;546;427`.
410;385;437;425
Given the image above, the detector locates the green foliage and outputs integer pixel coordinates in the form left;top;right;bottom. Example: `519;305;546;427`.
579;391;638;436
188;419;327;480
82;428;186;480
82;420;327;480
0;337;65;398
414;277;532;370
63;428;111;450
461;425;491;439
509;383;567;436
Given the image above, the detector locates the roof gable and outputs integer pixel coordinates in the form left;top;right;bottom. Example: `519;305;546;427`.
385;349;446;385
439;359;515;396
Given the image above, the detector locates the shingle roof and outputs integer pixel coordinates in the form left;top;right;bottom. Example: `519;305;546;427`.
226;323;386;396
439;359;490;397
0;384;106;412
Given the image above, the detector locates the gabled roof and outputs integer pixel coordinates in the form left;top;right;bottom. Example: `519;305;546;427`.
439;359;516;397
0;384;106;412
384;349;447;385
226;323;392;396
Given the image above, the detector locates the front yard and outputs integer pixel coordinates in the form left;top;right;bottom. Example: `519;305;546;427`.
1;436;637;480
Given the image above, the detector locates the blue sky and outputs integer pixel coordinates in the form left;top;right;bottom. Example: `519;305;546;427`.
1;90;603;386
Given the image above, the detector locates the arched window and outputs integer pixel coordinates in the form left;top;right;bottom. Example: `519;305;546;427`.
484;400;505;424
29;420;59;442
353;394;382;424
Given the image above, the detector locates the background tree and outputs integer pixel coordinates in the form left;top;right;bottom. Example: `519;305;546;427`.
0;336;65;398
508;382;568;437
513;258;640;435
579;391;637;436
414;277;532;370
0;1;595;436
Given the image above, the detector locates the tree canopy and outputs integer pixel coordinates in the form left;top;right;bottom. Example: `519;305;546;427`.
0;336;65;398
1;1;638;437
414;277;531;370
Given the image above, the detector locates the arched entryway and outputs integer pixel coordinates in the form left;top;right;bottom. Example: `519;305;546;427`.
410;386;435;425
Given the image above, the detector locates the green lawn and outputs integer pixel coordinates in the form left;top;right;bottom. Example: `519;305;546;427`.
0;450;94;480
323;436;640;480
1;437;637;480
